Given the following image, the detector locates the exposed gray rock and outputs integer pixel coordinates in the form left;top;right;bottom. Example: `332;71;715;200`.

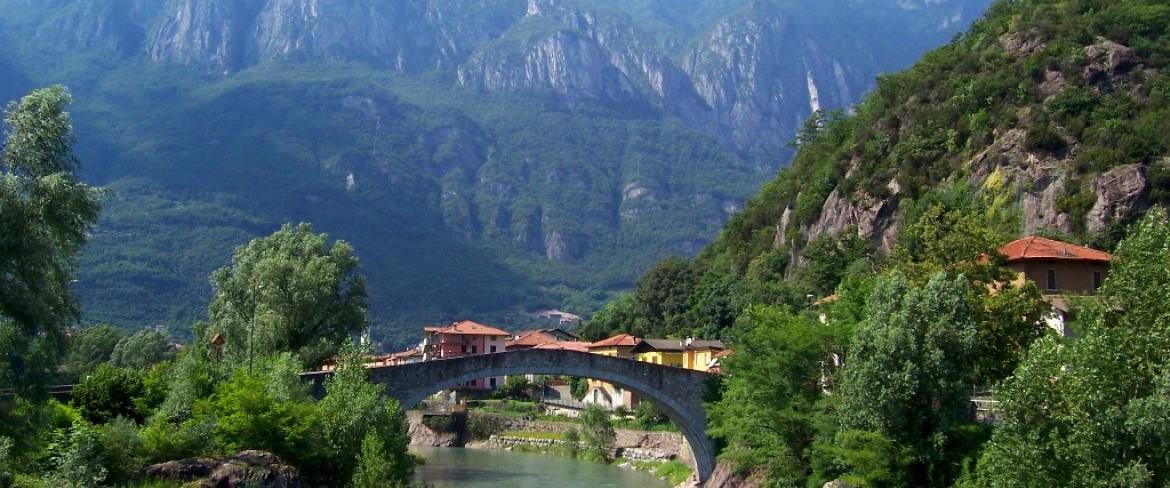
147;451;303;488
544;230;586;262
1087;164;1149;232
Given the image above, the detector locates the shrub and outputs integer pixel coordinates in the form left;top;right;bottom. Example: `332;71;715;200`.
71;364;146;424
581;405;616;461
467;415;509;440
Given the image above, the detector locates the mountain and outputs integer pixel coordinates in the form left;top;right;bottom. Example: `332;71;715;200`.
0;0;989;346
686;0;1170;319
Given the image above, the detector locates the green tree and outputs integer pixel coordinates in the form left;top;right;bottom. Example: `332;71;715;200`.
0;86;102;398
71;364;145;424
635;400;668;430
577;294;642;341
350;430;412;488
569;376;588;401
62;325;124;382
580;404;616;461
634;256;698;337
708;306;834;482
206;223;368;368
972;211;1170;487
496;375;532;401
834;272;980;486
200;371;319;469
315;344;414;486
109;329;176;370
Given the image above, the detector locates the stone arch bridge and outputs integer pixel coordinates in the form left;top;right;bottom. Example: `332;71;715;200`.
301;349;718;483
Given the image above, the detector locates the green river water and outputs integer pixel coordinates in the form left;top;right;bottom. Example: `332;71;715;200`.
412;447;673;488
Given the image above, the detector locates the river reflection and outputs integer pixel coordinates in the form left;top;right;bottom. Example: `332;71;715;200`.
413;447;672;488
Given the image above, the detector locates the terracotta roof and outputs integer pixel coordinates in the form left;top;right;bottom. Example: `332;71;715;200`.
507;329;581;348
1000;236;1111;263
813;294;839;306
432;320;511;336
533;341;591;352
588;333;641;348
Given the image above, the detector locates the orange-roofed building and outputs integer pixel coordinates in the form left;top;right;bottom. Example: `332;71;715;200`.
506;329;581;350
421;320;511;389
999;236;1111;295
533;341;592;353
581;334;643;411
586;333;641;358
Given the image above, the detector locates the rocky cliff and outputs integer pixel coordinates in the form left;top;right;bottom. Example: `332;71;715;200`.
7;0;987;152
709;0;1170;280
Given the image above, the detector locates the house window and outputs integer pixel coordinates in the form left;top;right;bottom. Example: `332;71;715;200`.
490;345;497;353
471;345;478;354
489;377;497;388
1046;269;1057;291
461;345;467;353
1092;271;1102;291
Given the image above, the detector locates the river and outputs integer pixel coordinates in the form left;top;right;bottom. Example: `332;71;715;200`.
412;447;673;488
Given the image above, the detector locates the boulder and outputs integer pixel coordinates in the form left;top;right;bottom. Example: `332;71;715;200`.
147;451;303;488
1086;164;1149;232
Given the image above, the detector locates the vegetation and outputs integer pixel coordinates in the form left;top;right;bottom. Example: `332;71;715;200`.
580;405;618;462
587;1;1170;486
0;89;419;485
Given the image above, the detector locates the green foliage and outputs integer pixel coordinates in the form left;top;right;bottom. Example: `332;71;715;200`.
350;430;413;488
577;295;643;341
635;400;669;430
110;330;177;370
580;404;616;461
61;324;123;382
206;222;368;368
835;272;979;486
199;371;320;468
467;414;509;440
0;85;102;397
314;343;414;486
634;256;699;337
708;306;836;482
972;210;1170;486
569;376;588;401
71;364;145;424
494;375;532;401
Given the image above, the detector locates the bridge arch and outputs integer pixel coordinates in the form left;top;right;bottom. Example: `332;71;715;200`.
303;349;717;483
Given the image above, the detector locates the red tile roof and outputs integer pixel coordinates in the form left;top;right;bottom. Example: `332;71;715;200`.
533;341;591;352
588;333;641;348
431;320;511;336
507;330;564;348
1000;236;1111;263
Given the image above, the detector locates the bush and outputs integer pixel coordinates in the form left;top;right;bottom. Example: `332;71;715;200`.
421;415;456;433
350;431;414;488
71;364;146;424
467;415;509;440
581;405;616;461
635;401;668;430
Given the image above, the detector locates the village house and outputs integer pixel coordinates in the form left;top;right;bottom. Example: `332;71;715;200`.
421;320;510;388
582;334;642;410
632;338;726;371
997;236;1112;337
505;328;582;350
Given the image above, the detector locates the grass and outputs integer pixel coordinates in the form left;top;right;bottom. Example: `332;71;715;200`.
628;459;693;485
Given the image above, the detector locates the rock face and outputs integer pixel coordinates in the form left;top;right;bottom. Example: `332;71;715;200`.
33;0;986;152
1087;164;1150;233
147;451;303;488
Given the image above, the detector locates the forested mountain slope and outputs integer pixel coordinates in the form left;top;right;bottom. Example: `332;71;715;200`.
0;0;987;345
704;0;1169;304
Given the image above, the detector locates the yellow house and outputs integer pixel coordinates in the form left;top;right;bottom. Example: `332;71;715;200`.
633;338;726;371
583;334;642;410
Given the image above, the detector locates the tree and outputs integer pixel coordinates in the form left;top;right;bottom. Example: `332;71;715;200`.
972;211;1170;486
109;330;176;370
834;272;980;486
62;325;124;382
634;256;698;337
0;86;102;398
580;404;616;461
206;223;368;368
71;364;146;424
314;344;414;486
577;295;642;341
496;375;532;401
708;306;834;482
569;376;588;401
